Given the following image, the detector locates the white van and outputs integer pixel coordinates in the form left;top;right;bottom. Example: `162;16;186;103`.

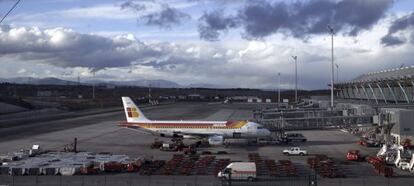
218;162;256;181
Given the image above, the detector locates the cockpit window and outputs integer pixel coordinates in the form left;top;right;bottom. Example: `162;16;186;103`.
257;127;263;129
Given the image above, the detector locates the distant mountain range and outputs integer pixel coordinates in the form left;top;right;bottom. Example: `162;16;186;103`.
0;77;79;86
0;77;226;89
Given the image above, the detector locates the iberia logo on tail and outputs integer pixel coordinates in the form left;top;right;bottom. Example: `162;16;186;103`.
127;107;139;118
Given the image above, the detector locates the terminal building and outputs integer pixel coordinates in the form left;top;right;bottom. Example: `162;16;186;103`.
336;66;414;105
255;66;414;145
335;66;414;144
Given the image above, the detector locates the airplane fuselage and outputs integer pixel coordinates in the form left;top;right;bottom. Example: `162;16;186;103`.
120;97;271;144
119;120;270;139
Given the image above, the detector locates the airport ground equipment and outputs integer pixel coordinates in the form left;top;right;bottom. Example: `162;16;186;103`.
393;146;413;171
377;144;399;164
0;151;139;176
366;156;393;177
401;138;412;148
183;146;197;155
256;138;280;145
150;138;163;149
346;150;363;161
401;154;414;172
283;147;307;156
397;153;414;171
160;143;179;151
358;138;380;147
63;138;78;153
218;162;257;181
282;133;307;142
307;154;346;178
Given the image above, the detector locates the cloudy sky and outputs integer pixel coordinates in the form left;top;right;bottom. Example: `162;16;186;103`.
0;0;414;89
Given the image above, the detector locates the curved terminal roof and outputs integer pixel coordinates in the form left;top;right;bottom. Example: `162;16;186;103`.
342;66;414;84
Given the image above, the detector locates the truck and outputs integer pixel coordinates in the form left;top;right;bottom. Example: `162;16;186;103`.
217;162;256;181
257;138;280;145
283;147;307;156
282;133;307;142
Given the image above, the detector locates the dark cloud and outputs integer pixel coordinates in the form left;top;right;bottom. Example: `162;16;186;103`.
381;12;414;46
120;1;146;12
238;1;289;39
143;56;192;71
198;9;239;41
141;4;190;29
198;0;393;40
381;35;406;46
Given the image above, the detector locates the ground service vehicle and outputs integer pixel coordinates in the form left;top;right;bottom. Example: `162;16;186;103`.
159;143;178;151
283;133;307;142
346;150;363;161
283;147;307;156
218;162;256;181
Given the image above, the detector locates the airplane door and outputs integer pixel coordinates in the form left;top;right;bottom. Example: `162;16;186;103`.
247;125;257;136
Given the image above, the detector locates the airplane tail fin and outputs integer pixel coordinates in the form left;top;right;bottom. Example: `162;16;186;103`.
121;97;150;123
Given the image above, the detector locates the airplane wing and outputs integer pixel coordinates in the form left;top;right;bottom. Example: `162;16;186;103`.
118;122;153;135
175;131;225;145
119;122;225;144
176;131;224;138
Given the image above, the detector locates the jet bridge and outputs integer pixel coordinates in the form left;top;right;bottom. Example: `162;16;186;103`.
254;109;373;131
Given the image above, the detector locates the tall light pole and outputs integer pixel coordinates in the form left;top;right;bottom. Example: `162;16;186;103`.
278;72;281;103
328;25;335;108
92;71;96;99
335;63;339;84
291;56;298;103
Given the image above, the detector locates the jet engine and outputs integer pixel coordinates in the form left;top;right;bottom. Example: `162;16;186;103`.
159;132;197;139
208;135;224;145
159;132;183;138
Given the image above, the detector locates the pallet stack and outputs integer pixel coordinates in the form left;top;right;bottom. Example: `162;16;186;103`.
366;156;393;177
278;160;298;176
264;159;277;176
307;155;346;178
162;154;184;175
195;156;215;175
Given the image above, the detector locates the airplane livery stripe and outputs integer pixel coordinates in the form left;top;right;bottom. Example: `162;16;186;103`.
119;121;248;129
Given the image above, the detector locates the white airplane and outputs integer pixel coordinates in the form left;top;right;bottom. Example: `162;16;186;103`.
119;97;271;145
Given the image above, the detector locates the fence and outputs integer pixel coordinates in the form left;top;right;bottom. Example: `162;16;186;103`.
0;175;317;186
1;175;413;186
221;175;316;186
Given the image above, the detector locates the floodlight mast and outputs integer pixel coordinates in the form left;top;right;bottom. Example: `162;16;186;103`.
328;25;335;108
278;72;281;103
291;56;298;103
335;63;339;84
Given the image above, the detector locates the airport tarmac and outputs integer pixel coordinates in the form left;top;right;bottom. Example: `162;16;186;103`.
0;102;413;186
